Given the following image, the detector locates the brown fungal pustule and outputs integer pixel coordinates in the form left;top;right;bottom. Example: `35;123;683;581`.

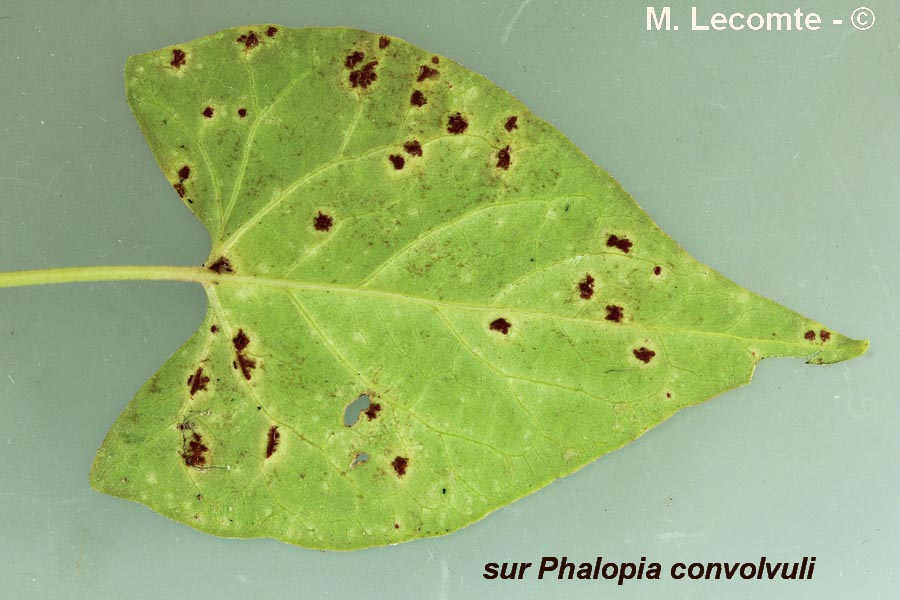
391;456;409;477
496;145;511;170
606;234;633;253
410;90;427;107
202;106;214;118
578;274;595;299
379;36;390;48
505;115;518;131
403;140;423;156
605;305;624;323
182;432;208;467
653;266;662;276
313;211;334;232
349;60;378;89
236;31;259;49
416;65;439;82
633;347;656;363
489;318;511;334
447;112;468;134
232;329;257;380
188;366;210;396
820;329;831;342
364;402;382;420
388;154;405;170
178;165;190;180
207;256;234;273
237;108;247;118
173;182;186;198
265;425;280;458
344;50;364;69
266;26;278;37
804;330;816;340
170;48;186;68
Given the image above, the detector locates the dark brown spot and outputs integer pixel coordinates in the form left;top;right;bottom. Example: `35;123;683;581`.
804;330;816;340
606;234;633;253
388;154;405;170
237;108;247;118
236;31;259;49
578;274;595;299
266;26;278;37
410;90;427;107
210;325;218;333
178;165;190;180
820;329;831;342
202;106;214;118
489;318;511;334
173;182;186;198
182;432;208;468
391;456;408;477
403;140;423;156
416;65;439;82
431;56;440;64
379;36;390;49
364;403;382;421
208;256;233;273
344;50;364;69
349;60;378;89
170;48;186;68
232;329;257;380
265;425;280;458
496;145;511;170
188;366;210;396
447;112;468;134
605;305;624;322
394;523;400;529
504;115;518;131
233;329;250;352
314;211;333;232
633;347;656;363
666;392;672;398
653;266;662;276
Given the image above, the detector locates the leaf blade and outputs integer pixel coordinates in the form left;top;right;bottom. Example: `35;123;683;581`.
92;25;866;549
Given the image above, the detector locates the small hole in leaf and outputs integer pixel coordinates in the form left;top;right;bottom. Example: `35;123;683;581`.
343;394;371;427
350;452;369;469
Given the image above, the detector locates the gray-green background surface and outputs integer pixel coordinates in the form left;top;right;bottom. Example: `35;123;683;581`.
1;0;897;598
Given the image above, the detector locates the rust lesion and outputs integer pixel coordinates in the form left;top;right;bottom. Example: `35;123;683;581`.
232;329;257;380
391;456;408;477
265;425;280;458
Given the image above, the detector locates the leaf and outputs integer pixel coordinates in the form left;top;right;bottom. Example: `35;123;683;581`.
88;25;867;550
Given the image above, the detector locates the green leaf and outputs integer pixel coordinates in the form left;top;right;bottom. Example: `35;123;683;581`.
87;25;867;550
